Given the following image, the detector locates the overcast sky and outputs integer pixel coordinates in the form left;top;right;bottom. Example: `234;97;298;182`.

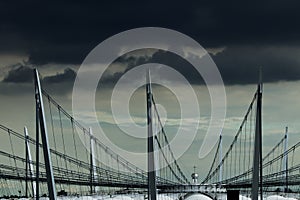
0;0;300;180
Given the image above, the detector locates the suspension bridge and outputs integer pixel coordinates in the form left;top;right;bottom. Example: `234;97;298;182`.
0;69;299;200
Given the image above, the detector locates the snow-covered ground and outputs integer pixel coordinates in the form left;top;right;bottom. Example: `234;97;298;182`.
185;194;214;200
184;193;299;200
4;194;300;200
216;194;299;200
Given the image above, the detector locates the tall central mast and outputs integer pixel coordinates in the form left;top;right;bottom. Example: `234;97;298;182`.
146;69;157;200
251;72;263;200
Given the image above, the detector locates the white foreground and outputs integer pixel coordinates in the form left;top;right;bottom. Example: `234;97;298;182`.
9;194;300;200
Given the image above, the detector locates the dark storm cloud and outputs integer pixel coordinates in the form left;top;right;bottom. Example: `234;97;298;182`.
43;68;76;84
1;66;76;96
100;53;152;84
2;65;33;83
102;47;300;85
1;0;300;60
213;46;300;84
1;0;300;84
2;66;76;84
41;68;77;95
101;49;207;85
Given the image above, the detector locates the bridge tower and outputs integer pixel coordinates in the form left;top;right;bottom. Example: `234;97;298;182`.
24;126;36;197
89;127;99;194
219;134;222;184
146;69;157;200
283;126;289;193
251;74;263;200
34;69;57;200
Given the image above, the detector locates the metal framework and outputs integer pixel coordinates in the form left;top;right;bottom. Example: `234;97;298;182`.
1;69;300;198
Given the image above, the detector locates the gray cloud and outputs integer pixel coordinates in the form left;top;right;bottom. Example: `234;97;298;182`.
97;49;204;87
1;0;300;85
213;46;300;84
3;45;300;87
2;65;33;83
43;68;76;84
2;65;76;85
0;67;77;97
101;47;300;85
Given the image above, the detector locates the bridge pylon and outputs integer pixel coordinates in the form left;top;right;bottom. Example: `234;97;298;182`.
34;69;57;200
24;126;36;197
283;126;289;193
251;75;263;200
89;127;99;194
146;69;157;200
